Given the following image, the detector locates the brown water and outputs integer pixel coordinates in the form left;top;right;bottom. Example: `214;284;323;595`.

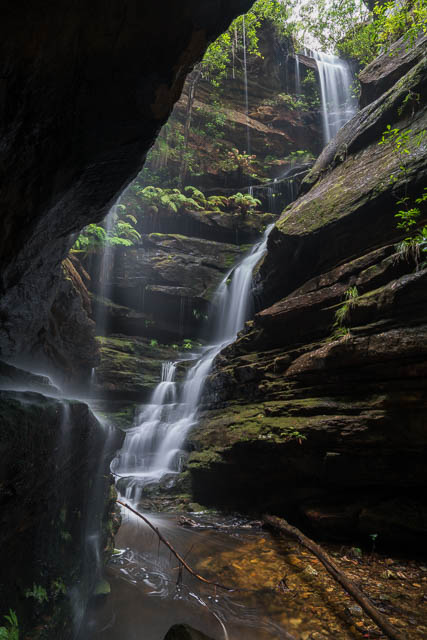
77;510;427;640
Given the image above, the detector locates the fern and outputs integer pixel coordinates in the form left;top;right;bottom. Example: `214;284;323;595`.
184;186;207;206
0;610;19;640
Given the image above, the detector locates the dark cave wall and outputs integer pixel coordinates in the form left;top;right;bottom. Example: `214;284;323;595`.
0;0;254;370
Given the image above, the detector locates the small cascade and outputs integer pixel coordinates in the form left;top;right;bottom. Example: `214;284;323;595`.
58;401;71;457
94;204;117;336
240;163;307;214
308;49;356;144
294;53;301;96
112;225;275;503
242;15;251;156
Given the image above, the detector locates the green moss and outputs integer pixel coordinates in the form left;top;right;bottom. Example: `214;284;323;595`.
187;449;223;469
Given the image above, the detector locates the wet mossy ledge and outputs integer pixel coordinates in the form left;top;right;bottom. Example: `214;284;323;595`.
86;212;276;345
0;367;122;639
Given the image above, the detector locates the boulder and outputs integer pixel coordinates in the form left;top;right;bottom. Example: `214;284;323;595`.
164;625;214;640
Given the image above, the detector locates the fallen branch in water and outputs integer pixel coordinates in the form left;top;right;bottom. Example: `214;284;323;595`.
263;514;406;640
117;501;299;640
118;500;241;591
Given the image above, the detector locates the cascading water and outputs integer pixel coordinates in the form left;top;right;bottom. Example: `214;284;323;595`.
294;53;301;96
112;224;275;504
94;204;117;336
309;50;357;144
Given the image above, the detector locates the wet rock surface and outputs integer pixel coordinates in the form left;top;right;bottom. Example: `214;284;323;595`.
88;211;277;342
186;47;427;549
143;23;322;194
102;234;248;341
93;334;182;403
0;383;122;639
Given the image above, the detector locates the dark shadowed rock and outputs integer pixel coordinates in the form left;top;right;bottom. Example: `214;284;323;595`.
164;625;214;640
0;389;122;638
0;360;59;395
90;233;252;341
0;0;253;369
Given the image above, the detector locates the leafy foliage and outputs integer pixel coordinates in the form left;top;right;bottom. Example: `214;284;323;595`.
333;286;359;334
25;583;48;604
0;611;18;640
219;147;257;175
129;184;263;218
337;0;427;65
373;0;427;54
137;186;203;214
228;192;262;215
201;0;294;86
294;0;368;53
72;206;141;255
379;124;427;262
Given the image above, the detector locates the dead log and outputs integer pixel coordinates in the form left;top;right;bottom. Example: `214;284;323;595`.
263;514;406;640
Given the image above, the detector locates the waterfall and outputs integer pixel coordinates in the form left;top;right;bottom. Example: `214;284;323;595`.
112;225;275;503
310;50;356;144
242;15;251;156
94;204;117;336
295;54;301;96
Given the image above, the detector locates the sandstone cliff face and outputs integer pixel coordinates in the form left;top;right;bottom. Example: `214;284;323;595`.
0;0;253;371
137;20;321;195
186;41;427;548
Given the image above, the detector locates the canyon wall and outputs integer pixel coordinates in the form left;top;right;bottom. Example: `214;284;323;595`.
187;38;427;549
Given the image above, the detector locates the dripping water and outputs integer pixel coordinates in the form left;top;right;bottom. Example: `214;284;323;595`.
94;204;118;337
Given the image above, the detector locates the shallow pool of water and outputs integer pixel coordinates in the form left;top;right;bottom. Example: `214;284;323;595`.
77;510;427;640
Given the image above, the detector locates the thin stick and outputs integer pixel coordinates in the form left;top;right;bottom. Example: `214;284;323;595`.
118;500;239;592
264;514;406;640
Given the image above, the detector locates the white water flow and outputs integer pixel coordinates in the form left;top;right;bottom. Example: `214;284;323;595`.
294;54;301;96
310;50;356;144
94;204;117;335
112;225;275;503
242;15;251;156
